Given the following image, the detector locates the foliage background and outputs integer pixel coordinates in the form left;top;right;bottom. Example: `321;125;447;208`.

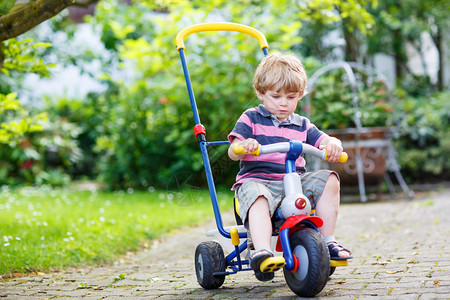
1;0;448;190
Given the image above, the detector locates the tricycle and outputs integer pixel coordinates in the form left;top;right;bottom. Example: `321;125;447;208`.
176;22;349;297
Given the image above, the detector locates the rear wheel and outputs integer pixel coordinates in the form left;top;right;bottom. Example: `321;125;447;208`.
195;241;226;289
283;228;330;297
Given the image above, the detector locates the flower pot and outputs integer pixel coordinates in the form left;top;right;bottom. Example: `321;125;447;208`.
325;127;391;186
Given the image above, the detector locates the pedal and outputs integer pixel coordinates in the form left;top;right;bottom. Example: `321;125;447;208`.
260;256;286;273
330;259;348;267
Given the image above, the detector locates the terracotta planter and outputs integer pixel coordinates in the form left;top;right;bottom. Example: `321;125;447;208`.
325;127;391;186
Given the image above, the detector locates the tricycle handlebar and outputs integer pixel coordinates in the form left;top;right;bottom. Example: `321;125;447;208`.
232;141;348;163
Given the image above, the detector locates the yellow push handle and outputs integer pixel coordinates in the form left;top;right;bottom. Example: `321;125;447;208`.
325;151;348;163
232;144;260;156
230;228;240;246
176;22;269;51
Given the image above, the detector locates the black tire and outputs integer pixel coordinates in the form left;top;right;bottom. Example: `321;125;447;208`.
194;241;226;289
329;266;336;276
283;228;330;297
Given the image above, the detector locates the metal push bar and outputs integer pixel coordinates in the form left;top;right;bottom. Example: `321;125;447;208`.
176;23;268;239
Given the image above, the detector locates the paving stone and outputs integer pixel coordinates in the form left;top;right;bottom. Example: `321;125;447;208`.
1;189;450;298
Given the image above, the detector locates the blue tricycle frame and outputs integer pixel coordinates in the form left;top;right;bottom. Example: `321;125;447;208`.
176;22;348;297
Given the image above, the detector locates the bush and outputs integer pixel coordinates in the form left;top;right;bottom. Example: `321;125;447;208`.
42;96;101;179
0;115;83;187
79;1;303;190
393;90;450;182
305;66;394;130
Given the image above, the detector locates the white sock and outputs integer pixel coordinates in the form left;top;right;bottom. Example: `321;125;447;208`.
323;236;336;244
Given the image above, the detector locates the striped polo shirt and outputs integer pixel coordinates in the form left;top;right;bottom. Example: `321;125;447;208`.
228;104;327;189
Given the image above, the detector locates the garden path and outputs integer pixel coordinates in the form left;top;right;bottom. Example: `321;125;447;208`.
1;188;450;299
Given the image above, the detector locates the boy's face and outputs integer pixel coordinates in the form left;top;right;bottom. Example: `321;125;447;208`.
256;89;301;122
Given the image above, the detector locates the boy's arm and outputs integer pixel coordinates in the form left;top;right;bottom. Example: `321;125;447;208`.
228;137;259;161
319;135;343;163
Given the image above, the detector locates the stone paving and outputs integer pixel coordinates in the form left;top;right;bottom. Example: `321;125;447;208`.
1;188;449;299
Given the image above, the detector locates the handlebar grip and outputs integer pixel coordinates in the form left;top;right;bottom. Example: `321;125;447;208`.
325;152;348;163
339;152;348;163
232;145;260;156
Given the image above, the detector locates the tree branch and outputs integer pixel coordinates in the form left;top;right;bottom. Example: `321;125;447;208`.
0;0;74;43
72;0;99;8
0;42;4;70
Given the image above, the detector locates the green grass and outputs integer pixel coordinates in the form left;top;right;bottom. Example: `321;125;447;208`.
0;185;233;276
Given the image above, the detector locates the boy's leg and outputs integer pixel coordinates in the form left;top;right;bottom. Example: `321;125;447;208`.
236;180;286;280
315;173;340;237
315;173;351;258
247;196;285;281
248;196;272;252
237;180;283;252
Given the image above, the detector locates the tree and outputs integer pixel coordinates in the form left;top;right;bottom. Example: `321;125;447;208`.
71;0;376;189
0;0;103;43
2;0;378;188
0;0;102;144
366;0;449;90
0;0;73;43
0;38;50;144
292;0;375;62
0;0;77;144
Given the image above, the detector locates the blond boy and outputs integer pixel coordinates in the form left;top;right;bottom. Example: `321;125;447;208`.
228;53;352;281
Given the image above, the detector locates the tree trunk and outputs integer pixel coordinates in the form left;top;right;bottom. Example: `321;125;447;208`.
0;0;74;43
434;25;444;91
343;26;360;62
392;29;406;86
0;41;4;70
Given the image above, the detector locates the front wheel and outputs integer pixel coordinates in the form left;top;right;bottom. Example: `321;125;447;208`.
195;241;226;289
283;228;330;297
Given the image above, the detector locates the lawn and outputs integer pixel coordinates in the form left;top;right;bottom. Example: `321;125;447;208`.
0;185;233;276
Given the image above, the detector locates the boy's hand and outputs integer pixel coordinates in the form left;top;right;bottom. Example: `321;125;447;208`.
228;138;260;161
320;137;343;163
238;138;260;153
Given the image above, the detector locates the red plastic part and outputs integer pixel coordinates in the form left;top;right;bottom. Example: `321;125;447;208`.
291;254;299;273
275;215;323;252
295;198;307;209
194;124;206;138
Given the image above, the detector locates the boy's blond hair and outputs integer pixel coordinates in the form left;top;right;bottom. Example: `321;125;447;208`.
253;53;307;97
